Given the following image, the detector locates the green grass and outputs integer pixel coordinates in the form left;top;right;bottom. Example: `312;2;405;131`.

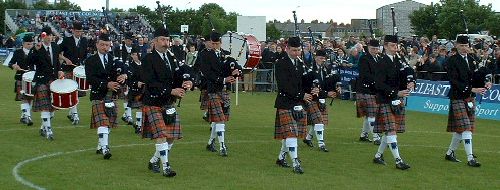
0;66;499;190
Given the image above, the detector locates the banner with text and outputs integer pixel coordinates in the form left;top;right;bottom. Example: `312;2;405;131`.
407;79;500;121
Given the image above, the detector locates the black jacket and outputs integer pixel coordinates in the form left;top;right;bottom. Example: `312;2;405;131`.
60;36;89;72
302;62;340;100
275;55;305;109
84;53;128;100
357;53;379;94
9;48;34;81
29;43;62;85
374;54;414;104
127;60;144;99
447;53;488;100
142;51;192;107
199;49;238;93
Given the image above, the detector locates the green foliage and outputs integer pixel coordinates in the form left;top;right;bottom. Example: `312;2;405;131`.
410;0;497;39
266;23;281;41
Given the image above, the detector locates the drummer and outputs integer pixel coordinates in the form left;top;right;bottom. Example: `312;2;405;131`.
9;34;35;126
85;33;128;159
29;27;65;140
59;22;89;125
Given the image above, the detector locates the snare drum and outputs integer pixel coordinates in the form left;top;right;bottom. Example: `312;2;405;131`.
221;33;262;69
73;65;90;91
21;71;35;96
50;79;79;109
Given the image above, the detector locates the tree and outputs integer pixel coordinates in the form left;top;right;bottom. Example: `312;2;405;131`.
110;8;125;13
54;1;81;11
410;0;496;39
266;23;281;40
32;0;53;10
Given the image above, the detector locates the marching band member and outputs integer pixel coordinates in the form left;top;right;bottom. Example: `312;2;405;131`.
85;33;128;159
141;25;192;177
274;36;309;174
371;35;413;170
443;35;492;167
127;45;145;134
302;49;340;152
9;35;35;126
29;27;64;140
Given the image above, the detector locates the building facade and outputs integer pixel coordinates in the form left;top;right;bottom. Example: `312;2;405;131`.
376;0;426;37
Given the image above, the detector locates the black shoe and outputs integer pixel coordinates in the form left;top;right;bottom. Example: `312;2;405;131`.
96;149;102;154
122;116;133;125
148;161;161;173
47;133;54;141
373;139;381;145
275;159;290;168
467;159;481;167
292;165;304;174
319;145;329;152
163;167;177;177
206;141;217;152
40;128;46;137
202;115;209;122
396;162;411;170
303;139;314;147
220;147;228;157
445;151;461;162
373;156;386;165
67;115;74;122
103;148;112;159
20;117;27;124
133;124;141;134
359;136;371;142
26;117;33;126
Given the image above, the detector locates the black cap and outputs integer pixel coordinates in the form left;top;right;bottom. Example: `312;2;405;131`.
210;32;221;42
73;22;83;30
99;33;111;41
124;31;134;40
131;45;140;54
315;49;326;57
41;26;53;36
384;35;398;43
288;36;301;48
368;39;380;47
154;26;169;38
457;35;469;44
23;35;34;42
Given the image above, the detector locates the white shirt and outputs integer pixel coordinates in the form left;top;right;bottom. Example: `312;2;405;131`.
74;36;80;47
22;48;30;56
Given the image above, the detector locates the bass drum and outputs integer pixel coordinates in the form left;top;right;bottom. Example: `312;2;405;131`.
221;32;262;69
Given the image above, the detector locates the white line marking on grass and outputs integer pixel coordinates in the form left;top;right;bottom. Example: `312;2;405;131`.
12;152;63;190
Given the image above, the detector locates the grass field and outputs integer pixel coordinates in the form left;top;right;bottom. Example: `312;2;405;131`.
0;66;499;190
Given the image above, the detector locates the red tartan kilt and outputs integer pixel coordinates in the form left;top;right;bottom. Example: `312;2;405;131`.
90;99;118;129
321;109;328;126
14;80;33;101
142;105;182;140
304;101;324;125
32;84;56;112
199;90;209;110
373;102;406;133
356;93;378;118
274;109;307;139
447;98;475;133
207;92;230;122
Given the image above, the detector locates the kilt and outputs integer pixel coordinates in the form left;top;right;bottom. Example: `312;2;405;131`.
373;101;406;134
142;105;182;140
199;90;209;110
321;108;329;126
447;98;475;133
304;101;324;125
32;84;55;112
14;80;33;101
207;91;230;122
90;97;119;129
64;71;87;97
274;109;307;139
356;93;378;118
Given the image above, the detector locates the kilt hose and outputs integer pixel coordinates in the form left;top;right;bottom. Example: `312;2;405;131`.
199;90;209;110
373;100;406;134
14;80;34;101
141;105;182;140
90;97;119;129
207;91;230;122
304;101;325;126
64;71;86;97
447;97;475;133
32;83;55;112
356;93;378;118
274;109;307;139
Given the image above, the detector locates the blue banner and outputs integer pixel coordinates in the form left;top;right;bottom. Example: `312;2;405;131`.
407;79;500;121
338;67;359;86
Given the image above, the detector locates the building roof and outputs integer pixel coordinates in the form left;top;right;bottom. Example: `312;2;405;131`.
271;23;332;33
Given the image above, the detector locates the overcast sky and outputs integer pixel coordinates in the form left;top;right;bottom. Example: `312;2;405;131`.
71;0;499;24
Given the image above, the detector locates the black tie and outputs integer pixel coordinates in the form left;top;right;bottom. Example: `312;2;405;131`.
47;46;53;65
103;54;108;69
